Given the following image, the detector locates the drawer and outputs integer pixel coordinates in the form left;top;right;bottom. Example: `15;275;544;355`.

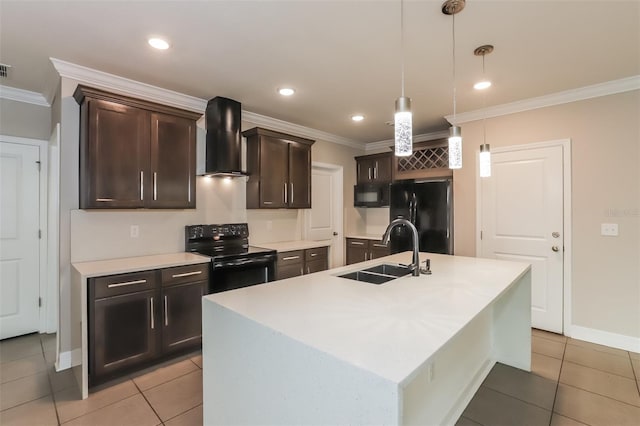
277;250;304;265
305;246;328;262
161;263;210;287
369;240;388;249
92;270;157;299
277;263;304;281
346;238;368;247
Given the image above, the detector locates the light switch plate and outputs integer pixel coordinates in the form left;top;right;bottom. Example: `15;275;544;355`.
130;225;139;238
601;223;618;236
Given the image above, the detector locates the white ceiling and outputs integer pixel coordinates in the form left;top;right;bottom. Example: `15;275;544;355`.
1;1;638;144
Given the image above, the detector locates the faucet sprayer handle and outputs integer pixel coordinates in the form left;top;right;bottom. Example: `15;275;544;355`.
420;259;432;275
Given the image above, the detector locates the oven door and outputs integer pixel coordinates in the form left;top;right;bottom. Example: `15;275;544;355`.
210;254;276;294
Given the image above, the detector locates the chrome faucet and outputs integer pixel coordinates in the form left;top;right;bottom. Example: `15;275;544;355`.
382;218;420;276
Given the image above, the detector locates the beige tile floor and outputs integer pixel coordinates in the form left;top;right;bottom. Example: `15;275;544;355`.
1;330;638;425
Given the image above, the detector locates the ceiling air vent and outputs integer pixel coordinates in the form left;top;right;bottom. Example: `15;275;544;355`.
0;64;12;78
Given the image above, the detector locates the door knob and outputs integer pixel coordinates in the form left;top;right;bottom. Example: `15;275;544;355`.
552;232;560;238
333;232;338;236
551;246;559;252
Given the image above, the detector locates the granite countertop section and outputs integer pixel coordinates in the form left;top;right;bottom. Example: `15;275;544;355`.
255;240;332;252
204;252;530;384
345;233;385;241
72;252;211;278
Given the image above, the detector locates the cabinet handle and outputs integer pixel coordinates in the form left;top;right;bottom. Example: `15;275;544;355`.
310;253;317;257
374;161;378;179
290;183;294;204
284;182;288;204
150;297;155;330
307;266;310;274
263;201;273;205
107;279;147;288
153;172;157;201
171;271;202;278
300;267;304;275
372;244;387;248
140;171;144;201
350;241;365;246
368;167;372;180
364;252;368;260
282;255;300;261
96;198;114;202
188;177;191;203
357;163;360;179
164;295;169;326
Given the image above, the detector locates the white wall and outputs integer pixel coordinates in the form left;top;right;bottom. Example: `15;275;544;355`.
0;98;51;140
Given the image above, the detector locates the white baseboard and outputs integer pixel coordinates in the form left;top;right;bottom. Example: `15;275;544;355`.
568;325;640;353
55;348;82;372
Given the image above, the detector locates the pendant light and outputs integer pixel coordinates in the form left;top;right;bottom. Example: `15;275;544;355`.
473;44;494;90
442;0;465;169
394;0;412;157
475;45;494;177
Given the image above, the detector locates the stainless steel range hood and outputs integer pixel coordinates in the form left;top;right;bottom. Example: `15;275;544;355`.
198;96;247;177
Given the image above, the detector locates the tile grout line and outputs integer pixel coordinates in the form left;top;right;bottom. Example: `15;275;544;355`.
477;384;554;414
42;339;63;426
627;352;640;397
559;357;636;381
549;341;567;425
132;379;164;425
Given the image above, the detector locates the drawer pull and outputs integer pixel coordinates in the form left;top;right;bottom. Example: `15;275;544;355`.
310;253;317;257
107;279;147;288
372;244;387;248
171;271;202;278
164;296;169;326
282;255;300;261
263;201;273;205
150;297;155;330
350;241;365;246
96;198;114;202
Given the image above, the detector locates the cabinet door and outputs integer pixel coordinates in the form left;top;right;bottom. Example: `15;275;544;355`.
82;99;149;208
305;259;327;274
161;281;205;354
373;155;392;183
346;239;368;265
260;137;288;208
91;290;157;385
149;113;196;208
288;142;311;208
369;241;390;260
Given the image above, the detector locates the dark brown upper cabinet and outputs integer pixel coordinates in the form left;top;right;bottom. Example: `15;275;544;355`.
355;152;392;184
74;86;200;209
243;127;314;209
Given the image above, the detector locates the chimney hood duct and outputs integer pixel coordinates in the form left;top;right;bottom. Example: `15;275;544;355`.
203;96;247;177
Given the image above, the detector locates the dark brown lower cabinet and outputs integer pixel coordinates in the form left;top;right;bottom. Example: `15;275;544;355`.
161;281;205;354
276;246;329;280
89;264;208;387
346;238;390;265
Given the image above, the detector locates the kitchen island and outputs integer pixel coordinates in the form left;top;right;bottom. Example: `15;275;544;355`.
202;252;531;425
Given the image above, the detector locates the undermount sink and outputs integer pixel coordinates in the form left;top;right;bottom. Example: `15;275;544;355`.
337;263;412;285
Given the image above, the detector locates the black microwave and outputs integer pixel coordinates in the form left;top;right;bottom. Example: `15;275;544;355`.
354;183;390;207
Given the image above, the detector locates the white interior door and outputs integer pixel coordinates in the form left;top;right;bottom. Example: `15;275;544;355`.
305;164;343;268
480;145;564;333
0;142;41;339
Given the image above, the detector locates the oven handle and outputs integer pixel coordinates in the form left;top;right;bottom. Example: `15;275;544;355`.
213;256;275;268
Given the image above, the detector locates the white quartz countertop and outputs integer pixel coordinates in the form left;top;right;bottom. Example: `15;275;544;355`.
255;240;332;252
345;233;385;241
72;252;210;278
204;252;530;385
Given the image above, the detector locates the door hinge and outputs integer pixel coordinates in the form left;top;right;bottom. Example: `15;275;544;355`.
480;230;483;240
36;161;41;171
38;229;42;239
38;297;42;307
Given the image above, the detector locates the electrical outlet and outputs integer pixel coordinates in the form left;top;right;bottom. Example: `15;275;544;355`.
601;223;618;236
130;225;139;238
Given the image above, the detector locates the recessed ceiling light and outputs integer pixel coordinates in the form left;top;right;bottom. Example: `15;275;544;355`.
278;88;295;96
148;38;170;50
351;115;365;122
474;80;492;90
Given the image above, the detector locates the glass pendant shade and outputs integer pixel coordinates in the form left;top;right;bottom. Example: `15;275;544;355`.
479;143;491;177
394;96;413;157
448;126;462;169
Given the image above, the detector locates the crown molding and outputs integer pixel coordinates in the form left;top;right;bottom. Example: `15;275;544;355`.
446;75;640;124
49;57;364;149
50;57;207;113
365;129;449;152
242;111;363;149
0;85;50;107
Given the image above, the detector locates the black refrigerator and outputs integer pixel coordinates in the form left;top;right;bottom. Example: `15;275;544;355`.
389;179;453;255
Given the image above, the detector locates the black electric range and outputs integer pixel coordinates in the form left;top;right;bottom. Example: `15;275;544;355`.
185;224;277;293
